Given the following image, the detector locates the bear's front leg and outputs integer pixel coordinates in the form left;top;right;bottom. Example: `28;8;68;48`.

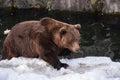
42;54;68;70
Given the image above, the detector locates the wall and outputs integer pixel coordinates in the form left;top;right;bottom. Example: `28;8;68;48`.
0;0;120;13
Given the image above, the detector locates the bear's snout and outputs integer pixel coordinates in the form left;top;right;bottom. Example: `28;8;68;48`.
69;42;80;53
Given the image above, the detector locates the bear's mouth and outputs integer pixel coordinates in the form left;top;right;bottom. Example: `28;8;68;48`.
69;47;80;53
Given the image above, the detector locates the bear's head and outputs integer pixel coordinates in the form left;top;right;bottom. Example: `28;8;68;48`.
40;17;81;53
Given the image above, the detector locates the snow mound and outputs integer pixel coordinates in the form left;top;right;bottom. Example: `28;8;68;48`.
0;57;120;80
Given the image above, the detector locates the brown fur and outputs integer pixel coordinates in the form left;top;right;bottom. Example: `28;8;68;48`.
2;17;81;70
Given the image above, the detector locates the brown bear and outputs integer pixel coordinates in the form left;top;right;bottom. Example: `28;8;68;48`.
2;17;81;70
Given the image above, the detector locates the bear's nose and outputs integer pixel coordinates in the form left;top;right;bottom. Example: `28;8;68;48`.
75;48;80;53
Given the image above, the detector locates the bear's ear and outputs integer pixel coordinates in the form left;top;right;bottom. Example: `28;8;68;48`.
74;24;81;30
60;28;67;35
40;17;54;26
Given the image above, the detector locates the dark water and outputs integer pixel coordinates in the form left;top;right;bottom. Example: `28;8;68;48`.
0;8;120;60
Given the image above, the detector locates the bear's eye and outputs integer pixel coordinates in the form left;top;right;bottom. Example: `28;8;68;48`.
60;29;67;35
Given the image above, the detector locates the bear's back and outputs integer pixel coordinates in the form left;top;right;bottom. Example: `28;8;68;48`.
11;21;40;36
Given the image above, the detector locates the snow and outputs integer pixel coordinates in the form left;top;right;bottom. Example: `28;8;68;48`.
4;29;11;35
0;57;120;80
